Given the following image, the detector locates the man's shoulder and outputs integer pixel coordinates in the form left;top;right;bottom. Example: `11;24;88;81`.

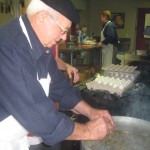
0;18;29;50
0;18;22;45
0;18;33;64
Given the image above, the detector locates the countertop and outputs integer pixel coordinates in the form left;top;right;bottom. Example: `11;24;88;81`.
58;45;100;53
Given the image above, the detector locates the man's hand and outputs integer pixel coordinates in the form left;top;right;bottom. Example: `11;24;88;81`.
67;116;114;141
73;101;115;129
66;64;79;83
86;116;114;140
67;100;115;141
88;109;115;129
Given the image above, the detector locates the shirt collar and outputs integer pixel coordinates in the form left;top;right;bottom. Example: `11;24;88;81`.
103;20;110;28
21;14;47;60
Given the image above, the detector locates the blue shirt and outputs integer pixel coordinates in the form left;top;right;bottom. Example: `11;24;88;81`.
102;21;118;46
0;14;82;145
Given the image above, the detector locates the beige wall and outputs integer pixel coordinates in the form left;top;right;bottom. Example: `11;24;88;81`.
0;14;14;26
71;0;87;10
0;0;88;26
71;0;89;27
88;0;150;51
0;0;20;26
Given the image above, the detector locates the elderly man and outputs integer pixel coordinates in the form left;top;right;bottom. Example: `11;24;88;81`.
0;0;114;150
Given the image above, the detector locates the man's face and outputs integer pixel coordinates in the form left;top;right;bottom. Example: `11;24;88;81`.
35;11;72;48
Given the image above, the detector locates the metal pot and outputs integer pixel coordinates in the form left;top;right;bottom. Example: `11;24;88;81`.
81;116;150;150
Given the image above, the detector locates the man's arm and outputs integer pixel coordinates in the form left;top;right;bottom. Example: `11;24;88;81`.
72;100;114;126
67;117;112;140
49;55;115;141
55;45;79;83
0;46;76;146
65;99;115;141
55;56;68;70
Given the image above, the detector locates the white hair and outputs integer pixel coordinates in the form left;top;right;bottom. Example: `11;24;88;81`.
26;0;50;16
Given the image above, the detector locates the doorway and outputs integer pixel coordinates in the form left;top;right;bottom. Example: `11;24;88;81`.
135;8;150;51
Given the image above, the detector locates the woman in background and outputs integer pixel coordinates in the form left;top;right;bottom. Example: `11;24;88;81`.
98;10;118;66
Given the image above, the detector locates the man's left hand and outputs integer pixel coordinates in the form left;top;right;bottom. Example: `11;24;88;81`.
66;64;79;83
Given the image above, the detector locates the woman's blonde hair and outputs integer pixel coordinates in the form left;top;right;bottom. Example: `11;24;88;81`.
100;10;111;20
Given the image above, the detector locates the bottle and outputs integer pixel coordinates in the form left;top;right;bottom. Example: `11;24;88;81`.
77;30;82;45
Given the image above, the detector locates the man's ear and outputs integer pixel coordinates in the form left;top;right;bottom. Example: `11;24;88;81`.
35;11;47;27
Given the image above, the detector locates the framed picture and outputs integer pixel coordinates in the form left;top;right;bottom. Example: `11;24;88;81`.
111;13;125;29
